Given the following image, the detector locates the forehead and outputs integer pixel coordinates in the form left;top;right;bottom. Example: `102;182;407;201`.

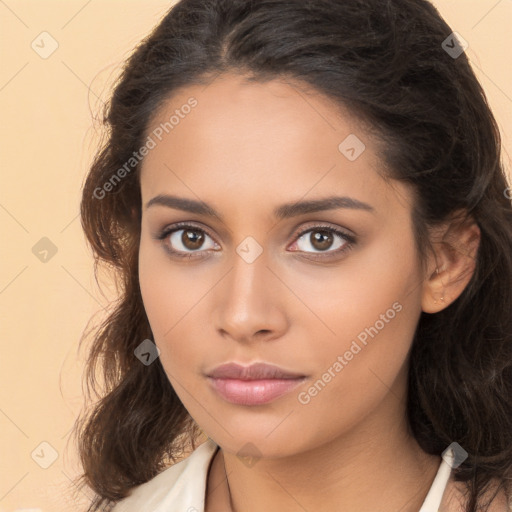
139;72;406;217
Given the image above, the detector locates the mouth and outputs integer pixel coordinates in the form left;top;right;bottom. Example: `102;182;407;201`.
205;362;307;406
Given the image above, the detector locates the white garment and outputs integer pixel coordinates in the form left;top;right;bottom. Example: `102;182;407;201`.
112;438;454;512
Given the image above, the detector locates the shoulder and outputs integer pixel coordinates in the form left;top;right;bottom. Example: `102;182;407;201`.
441;476;511;512
111;438;219;512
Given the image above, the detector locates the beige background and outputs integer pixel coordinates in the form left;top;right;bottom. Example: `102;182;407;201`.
0;1;511;511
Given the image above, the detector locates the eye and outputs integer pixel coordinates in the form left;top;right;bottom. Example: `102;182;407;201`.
155;222;219;259
154;222;355;261
288;224;355;259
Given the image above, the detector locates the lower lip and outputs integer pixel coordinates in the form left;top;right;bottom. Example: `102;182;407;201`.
207;377;306;405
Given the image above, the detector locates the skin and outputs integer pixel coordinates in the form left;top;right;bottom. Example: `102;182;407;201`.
138;72;482;512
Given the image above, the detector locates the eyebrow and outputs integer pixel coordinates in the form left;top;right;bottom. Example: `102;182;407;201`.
145;194;375;221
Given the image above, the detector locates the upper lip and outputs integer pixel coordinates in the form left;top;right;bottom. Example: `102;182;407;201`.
206;362;306;380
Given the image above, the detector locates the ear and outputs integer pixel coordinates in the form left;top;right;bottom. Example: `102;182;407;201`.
421;210;481;314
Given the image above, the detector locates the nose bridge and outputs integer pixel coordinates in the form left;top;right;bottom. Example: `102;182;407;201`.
214;238;285;340
225;241;270;318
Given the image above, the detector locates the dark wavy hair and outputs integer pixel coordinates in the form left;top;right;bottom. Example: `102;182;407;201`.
75;0;512;510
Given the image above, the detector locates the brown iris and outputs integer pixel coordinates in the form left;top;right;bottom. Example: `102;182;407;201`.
182;229;205;250
310;230;334;251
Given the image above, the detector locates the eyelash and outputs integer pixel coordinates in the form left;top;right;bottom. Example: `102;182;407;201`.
154;221;356;261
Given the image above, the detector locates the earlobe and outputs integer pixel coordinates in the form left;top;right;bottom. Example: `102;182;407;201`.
422;264;449;314
421;212;480;314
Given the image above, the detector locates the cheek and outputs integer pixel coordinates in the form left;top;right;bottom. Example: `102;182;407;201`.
138;239;215;377
139;233;196;334
289;224;422;343
297;229;423;391
138;240;169;335
289;252;423;446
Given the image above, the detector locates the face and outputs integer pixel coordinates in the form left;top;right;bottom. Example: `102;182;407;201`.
138;72;426;458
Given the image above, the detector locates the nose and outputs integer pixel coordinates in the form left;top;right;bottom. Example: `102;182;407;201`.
213;245;289;344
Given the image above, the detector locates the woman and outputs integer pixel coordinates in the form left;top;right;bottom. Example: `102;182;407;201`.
76;0;512;510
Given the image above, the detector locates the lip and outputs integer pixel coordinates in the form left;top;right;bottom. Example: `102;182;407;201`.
207;362;306;380
206;362;307;406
